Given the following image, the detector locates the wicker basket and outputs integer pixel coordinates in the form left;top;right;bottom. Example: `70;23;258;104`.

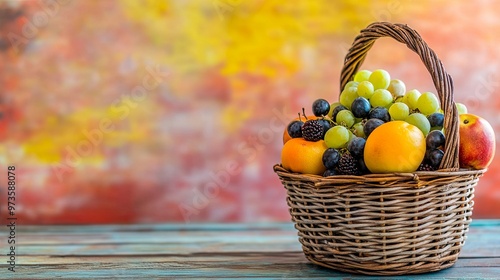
273;22;486;276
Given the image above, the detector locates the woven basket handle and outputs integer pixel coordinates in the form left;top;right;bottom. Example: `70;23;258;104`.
340;22;459;171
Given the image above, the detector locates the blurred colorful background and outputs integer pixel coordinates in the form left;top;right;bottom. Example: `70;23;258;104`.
0;0;499;224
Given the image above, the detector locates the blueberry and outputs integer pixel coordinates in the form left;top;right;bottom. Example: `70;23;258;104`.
287;120;303;138
363;118;384;138
322;148;340;169
426;149;444;168
426;130;445;150
317;119;332;138
323;169;338;177
358;158;370;174
347;137;366;159
351;97;371;118
368;107;390;122
312;99;331;117
428;112;444;128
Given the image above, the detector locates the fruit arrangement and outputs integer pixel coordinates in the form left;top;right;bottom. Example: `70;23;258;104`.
275;22;492;276
282;69;496;176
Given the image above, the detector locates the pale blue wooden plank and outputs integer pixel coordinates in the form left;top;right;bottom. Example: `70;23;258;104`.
3;229;498;258
2;262;500;279
6;254;500;267
5;222;297;234
10;242;303;256
468;219;500;227
2;231;299;245
0;220;498;279
6;219;489;235
1;220;497;236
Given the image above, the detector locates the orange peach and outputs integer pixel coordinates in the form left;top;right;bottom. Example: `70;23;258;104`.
281;138;328;175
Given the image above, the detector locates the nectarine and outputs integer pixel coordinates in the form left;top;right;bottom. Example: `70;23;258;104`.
459;113;496;169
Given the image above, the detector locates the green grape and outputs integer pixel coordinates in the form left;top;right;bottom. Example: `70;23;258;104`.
389;102;410;120
339;86;359;110
352;122;365;138
387;79;406;98
344;81;359;90
324;126;350;149
357;81;375;99
347;130;356;146
394;95;404;103
456;102;468;115
336;110;355;128
354;70;372;82
405;113;431;136
368;69;390;90
402;89;421;110
417;92;440;115
328;102;341;118
370;89;393;108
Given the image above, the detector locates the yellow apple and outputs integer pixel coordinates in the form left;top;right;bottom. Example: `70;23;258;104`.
459;113;496;169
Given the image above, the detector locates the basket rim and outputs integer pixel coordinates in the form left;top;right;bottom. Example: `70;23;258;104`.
274;163;485;186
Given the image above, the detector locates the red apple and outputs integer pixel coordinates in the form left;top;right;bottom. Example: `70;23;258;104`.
459;113;496;169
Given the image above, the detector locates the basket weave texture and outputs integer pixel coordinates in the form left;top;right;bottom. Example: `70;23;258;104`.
273;22;486;276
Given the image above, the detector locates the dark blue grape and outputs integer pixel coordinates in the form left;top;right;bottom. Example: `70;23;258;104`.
317;119;332;138
368;107;390;122
332;105;348;122
351;97;371;118
427;112;444;128
426;149;444;168
323;169;338;177
426;130;445;150
322;148;340;169
363;118;384;138
312;99;331;117
347;137;366;159
287;120;303;138
358;158;370;174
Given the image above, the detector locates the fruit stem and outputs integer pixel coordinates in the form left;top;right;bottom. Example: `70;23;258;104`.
302;108;308;120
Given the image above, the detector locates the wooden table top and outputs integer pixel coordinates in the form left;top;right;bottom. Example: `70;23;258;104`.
1;220;499;279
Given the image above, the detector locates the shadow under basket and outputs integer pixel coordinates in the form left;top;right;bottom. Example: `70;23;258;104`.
273;22;488;276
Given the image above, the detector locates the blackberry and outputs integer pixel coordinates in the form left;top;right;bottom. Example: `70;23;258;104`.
417;162;435;171
337;152;362;175
301;120;323;141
